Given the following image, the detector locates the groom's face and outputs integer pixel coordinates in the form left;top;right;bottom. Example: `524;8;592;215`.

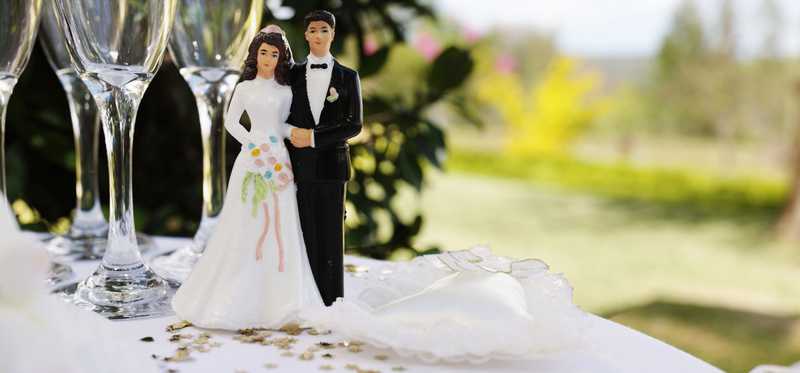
305;21;334;57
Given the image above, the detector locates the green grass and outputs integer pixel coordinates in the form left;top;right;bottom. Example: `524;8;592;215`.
413;170;800;373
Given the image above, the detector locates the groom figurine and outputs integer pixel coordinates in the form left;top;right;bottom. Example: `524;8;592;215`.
287;10;362;306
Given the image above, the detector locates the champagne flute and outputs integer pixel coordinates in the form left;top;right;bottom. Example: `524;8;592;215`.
0;0;43;221
0;1;73;284
150;0;263;283
39;1;156;260
54;0;178;319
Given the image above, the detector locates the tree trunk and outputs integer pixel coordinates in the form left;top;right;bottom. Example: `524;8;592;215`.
775;80;800;240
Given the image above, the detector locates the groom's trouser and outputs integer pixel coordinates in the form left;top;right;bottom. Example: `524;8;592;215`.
297;181;345;306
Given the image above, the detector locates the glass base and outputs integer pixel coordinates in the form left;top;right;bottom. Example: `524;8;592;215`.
47;262;74;287
149;216;217;284
149;245;202;285
68;262;172;320
46;231;156;260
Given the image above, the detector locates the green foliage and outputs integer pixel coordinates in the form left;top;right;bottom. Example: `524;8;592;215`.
5;1;476;259
448;149;787;220
347;44;474;258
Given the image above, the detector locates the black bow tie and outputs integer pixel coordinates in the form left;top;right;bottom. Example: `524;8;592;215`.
310;63;328;70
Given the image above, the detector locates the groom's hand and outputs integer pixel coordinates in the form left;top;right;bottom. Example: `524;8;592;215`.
291;128;312;148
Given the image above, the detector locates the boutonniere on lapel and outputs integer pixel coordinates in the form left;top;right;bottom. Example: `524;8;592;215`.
326;87;339;103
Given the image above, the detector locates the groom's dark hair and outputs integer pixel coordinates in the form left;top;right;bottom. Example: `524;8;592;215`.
304;10;335;30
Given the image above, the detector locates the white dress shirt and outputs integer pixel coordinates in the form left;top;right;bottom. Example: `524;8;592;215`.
305;52;334;147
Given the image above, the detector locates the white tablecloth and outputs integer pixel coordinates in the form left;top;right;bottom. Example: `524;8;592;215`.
60;237;725;373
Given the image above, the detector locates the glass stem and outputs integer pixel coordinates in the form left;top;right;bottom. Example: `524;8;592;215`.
0;98;7;203
59;72;105;234
95;87;143;267
0;79;14;204
189;79;235;252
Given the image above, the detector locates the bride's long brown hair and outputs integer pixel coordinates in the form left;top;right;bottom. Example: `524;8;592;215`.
239;32;290;85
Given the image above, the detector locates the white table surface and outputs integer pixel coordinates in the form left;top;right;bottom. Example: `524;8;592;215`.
58;237;725;373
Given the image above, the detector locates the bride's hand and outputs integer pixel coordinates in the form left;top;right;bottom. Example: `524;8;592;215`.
255;247;262;261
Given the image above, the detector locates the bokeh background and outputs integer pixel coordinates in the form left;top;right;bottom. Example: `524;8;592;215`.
5;0;800;371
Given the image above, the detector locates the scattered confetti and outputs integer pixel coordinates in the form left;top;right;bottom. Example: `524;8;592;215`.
345;364;359;370
280;351;294;357
279;322;305;336
344;264;369;273
374;355;389;361
300;351;315;361
164;347;191;362
322;353;334;359
320;365;334;371
140;336;154;342
391;367;406;372
264;363;279;369
237;328;268;336
318;342;336;349
166;320;192;332
348;345;363;353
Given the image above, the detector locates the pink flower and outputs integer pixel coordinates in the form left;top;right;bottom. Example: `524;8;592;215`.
268;157;277;165
414;32;442;62
254;159;265;167
462;25;481;44
495;53;517;74
260;143;270;152
363;36;379;56
278;173;289;183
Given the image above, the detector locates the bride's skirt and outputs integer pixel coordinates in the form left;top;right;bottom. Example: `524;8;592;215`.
300;247;590;363
172;149;323;330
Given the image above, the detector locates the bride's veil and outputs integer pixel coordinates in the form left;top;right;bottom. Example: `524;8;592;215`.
261;25;294;65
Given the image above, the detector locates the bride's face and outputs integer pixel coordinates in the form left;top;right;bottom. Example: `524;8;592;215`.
256;43;279;77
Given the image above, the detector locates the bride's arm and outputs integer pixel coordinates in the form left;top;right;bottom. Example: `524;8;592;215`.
281;90;296;139
224;84;250;144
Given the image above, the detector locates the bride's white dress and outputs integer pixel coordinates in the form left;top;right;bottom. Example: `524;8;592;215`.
300;247;590;363
172;76;323;330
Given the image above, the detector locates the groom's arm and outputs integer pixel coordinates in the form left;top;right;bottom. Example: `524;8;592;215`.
312;71;362;149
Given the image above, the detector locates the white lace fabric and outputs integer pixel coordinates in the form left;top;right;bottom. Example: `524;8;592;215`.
301;247;591;363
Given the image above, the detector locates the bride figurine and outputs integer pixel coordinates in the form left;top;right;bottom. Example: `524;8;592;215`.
172;31;323;330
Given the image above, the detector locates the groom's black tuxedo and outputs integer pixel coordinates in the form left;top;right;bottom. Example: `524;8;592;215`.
286;59;362;306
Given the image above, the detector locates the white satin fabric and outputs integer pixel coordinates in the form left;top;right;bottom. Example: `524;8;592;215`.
0;210;156;373
172;77;324;330
300;247;591;363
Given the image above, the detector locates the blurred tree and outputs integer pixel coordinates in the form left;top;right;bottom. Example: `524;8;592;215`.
759;0;783;60
717;0;736;60
476;55;604;157
656;0;707;81
5;0;475;259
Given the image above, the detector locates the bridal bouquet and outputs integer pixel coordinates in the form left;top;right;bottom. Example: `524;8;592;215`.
242;139;294;216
